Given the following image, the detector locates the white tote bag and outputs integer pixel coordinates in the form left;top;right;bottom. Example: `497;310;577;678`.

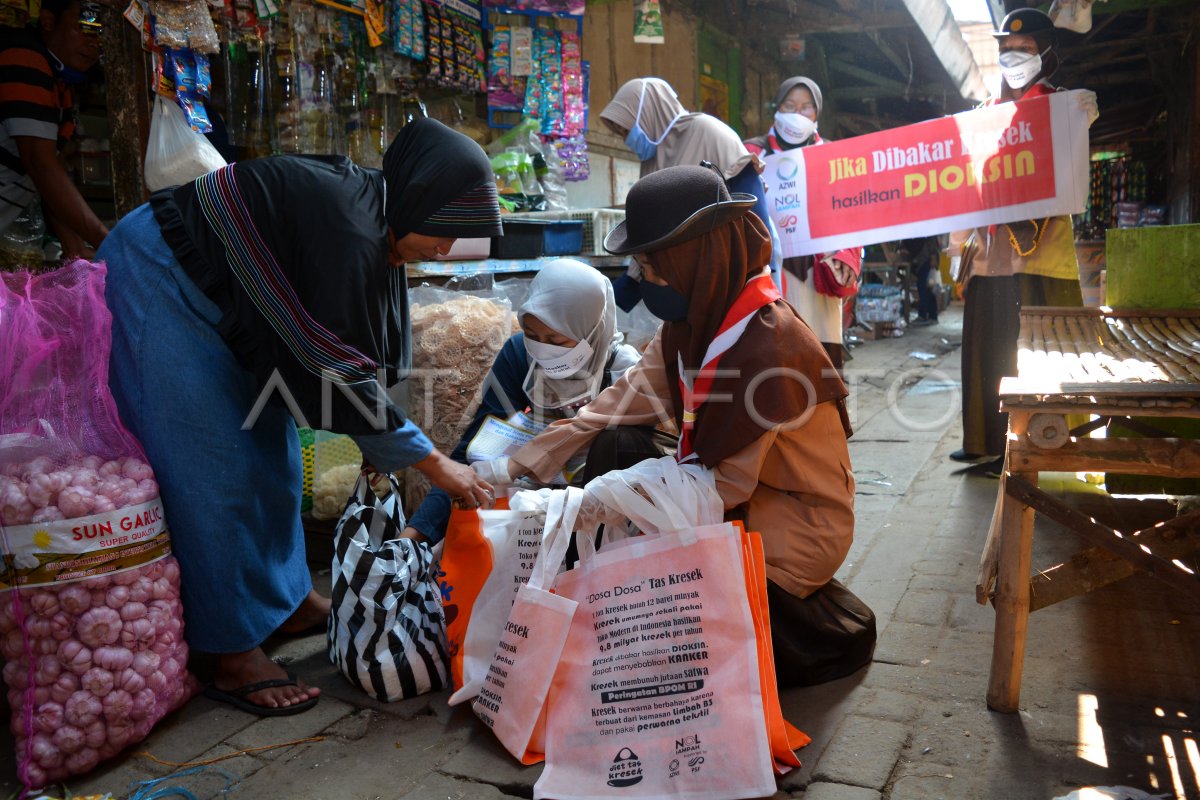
534;459;777;800
473;488;584;764
443;498;548;705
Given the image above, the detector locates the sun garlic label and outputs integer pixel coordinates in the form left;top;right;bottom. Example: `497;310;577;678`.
1;499;171;588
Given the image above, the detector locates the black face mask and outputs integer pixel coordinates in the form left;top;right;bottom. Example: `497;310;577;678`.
640;280;689;322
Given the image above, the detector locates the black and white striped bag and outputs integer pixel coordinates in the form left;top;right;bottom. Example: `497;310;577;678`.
329;469;450;701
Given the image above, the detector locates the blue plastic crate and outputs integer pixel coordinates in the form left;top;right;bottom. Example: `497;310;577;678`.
492;219;585;258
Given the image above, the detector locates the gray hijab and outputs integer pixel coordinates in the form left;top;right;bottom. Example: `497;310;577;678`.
601;77;754;180
775;76;824;116
519;259;620;413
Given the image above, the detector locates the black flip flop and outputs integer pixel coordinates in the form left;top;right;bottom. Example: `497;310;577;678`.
203;670;319;717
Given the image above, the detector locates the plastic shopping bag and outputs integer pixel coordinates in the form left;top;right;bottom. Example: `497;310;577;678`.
440;498;548;704
143;96;226;193
0;261;195;792
473;487;582;764
329;469;449;702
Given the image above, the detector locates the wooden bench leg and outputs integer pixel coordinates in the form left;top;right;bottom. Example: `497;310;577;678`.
987;484;1034;712
988;413;1034;713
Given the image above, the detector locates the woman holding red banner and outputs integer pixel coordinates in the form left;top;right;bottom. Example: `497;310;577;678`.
745;76;861;372
479;165;876;688
951;8;1098;472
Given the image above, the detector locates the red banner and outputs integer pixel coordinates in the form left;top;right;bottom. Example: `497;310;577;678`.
764;90;1090;257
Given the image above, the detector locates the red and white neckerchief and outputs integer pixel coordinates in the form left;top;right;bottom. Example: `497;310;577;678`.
676;273;781;463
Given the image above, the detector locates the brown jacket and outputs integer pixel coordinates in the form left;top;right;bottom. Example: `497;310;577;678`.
511;331;855;598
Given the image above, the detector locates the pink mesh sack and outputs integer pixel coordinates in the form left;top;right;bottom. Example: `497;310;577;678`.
0;260;196;791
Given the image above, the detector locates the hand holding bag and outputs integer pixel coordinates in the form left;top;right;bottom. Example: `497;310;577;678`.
328;469;450;702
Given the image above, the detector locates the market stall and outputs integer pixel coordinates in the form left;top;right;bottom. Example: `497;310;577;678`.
976;305;1200;713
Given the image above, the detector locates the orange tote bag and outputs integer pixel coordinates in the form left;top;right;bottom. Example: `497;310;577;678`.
441;497;550;704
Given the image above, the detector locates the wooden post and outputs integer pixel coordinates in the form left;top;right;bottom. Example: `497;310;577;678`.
101;4;149;219
1191;9;1200;225
987;410;1035;713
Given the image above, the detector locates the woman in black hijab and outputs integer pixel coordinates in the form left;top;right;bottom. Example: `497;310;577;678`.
97;118;502;716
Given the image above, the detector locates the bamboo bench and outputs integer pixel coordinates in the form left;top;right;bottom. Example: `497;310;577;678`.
976;306;1200;712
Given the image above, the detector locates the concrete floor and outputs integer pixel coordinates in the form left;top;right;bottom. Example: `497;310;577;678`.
4;305;1198;800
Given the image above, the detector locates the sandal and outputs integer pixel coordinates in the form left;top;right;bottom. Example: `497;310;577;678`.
203;670;319;717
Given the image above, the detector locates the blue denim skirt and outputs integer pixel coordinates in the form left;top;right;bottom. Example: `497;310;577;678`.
98;204;310;653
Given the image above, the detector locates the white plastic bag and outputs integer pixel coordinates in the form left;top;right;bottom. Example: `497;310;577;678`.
143;96;226;192
1049;0;1102;33
578;455;723;536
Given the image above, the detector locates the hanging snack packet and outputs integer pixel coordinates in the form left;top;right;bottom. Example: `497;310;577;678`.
194;52;211;98
411;0;426;60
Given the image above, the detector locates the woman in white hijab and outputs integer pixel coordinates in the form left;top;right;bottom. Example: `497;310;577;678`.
601;77;782;308
403;259;643;544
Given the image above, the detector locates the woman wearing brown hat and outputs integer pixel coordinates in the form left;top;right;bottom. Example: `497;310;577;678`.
483;165;874;687
745;76;861;372
950;8;1098;471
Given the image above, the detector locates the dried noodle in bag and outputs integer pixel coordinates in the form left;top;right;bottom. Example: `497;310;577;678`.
404;288;515;508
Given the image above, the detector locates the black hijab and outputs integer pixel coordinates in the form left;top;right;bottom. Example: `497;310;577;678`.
150;122;502;439
383;117;503;239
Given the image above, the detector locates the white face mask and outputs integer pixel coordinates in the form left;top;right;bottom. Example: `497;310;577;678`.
525;337;594;379
774;111;817;145
998;50;1044;91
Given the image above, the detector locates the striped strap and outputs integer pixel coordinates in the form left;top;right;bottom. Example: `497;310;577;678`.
194;165;378;385
419;183;501;231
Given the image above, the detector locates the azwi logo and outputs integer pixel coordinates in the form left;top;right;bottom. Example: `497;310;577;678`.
775;159;799;181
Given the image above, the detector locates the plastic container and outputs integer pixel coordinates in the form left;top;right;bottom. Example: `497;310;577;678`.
505;208;625;255
491;218;584;258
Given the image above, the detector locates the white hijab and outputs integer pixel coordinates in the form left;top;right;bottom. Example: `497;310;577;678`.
520;259;620;413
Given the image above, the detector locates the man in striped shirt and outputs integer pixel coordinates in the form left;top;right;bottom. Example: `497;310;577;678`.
0;0;107;257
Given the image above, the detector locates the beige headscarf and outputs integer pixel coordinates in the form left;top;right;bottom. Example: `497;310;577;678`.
601;77;754;180
519;259;621;413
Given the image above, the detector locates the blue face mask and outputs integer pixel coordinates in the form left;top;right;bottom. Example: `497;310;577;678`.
625;125;658;162
624;81;681;163
640;280;689;322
